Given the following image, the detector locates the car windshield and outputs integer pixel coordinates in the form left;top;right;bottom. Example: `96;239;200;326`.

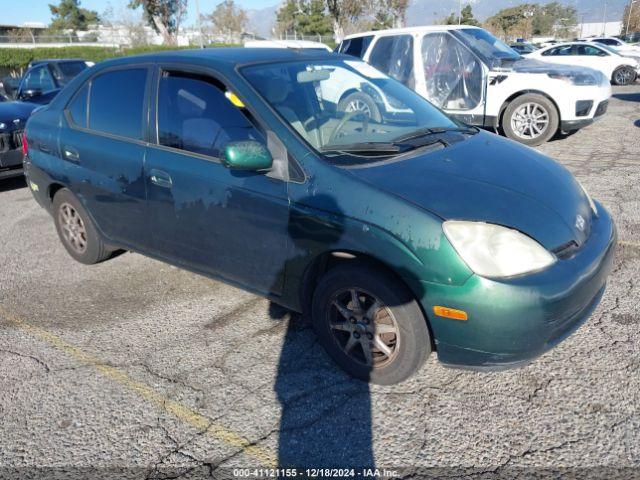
596;43;622;56
241;59;462;162
52;62;87;85
453;28;521;67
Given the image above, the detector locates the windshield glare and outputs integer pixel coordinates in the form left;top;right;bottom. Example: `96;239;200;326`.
242;59;458;156
454;28;521;66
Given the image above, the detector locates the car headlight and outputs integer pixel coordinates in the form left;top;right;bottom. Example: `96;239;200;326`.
576;180;598;216
547;72;599;86
443;221;556;278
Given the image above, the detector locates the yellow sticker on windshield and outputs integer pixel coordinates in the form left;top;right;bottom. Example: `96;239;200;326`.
225;91;245;108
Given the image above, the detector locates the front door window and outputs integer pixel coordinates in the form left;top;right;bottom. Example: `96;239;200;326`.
421;33;483;111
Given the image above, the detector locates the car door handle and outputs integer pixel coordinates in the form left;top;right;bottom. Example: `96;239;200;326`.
63;147;80;163
149;169;172;188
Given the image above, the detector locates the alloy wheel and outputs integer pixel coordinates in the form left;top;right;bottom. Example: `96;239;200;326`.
58;203;87;254
328;287;400;368
615;68;633;85
510;102;550;140
345;99;372;118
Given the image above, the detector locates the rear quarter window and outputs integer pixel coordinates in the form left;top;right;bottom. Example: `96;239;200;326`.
339;35;374;58
67;84;89;127
88;68;147;140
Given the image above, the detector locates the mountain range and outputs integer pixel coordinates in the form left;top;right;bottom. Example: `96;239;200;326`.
246;0;628;37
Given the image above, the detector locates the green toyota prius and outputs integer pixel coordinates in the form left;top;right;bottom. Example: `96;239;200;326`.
24;48;616;384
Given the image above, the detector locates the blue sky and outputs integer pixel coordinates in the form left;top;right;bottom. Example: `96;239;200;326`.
3;0;279;27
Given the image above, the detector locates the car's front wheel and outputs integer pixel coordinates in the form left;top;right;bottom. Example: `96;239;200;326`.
502;93;559;146
53;188;112;265
612;66;636;86
312;262;431;385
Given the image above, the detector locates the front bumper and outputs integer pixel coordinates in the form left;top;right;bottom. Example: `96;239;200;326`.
420;202;616;369
0;130;24;170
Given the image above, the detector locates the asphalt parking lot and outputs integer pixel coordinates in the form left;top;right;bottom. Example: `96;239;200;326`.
1;85;639;479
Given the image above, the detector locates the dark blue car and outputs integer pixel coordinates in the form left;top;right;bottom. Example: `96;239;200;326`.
24;49;615;384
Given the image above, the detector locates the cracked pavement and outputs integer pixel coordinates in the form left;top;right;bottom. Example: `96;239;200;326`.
1;85;639;479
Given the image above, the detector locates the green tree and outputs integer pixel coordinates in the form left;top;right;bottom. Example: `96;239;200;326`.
49;0;99;31
326;0;367;41
276;0;301;36
209;0;248;34
128;0;187;45
444;4;479;26
298;0;332;36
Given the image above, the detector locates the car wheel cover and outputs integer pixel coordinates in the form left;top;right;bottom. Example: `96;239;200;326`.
615;68;632;85
59;203;88;254
510;102;550;140
345;98;372;118
327;287;400;368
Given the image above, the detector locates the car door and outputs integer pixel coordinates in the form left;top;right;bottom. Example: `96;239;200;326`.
58;66;151;248
540;45;581;68
145;66;292;295
573;44;612;76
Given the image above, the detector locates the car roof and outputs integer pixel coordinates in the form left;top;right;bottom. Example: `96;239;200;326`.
342;24;481;40
94;47;335;69
30;58;86;65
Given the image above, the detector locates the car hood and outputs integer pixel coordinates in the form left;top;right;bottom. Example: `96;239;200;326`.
354;131;593;251
499;57;608;83
0;101;39;129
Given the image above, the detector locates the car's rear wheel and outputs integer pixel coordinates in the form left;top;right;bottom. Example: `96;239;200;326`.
311;262;430;385
612;66;636;86
502;93;559;147
338;92;382;123
53;189;112;265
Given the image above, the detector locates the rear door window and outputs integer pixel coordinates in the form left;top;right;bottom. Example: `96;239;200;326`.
88;68;147;140
543;45;573;56
156;70;262;159
368;35;415;88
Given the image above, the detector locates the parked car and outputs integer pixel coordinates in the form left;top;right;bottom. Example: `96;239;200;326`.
24;49;616;384
0;102;36;179
510;43;537;55
529;42;639;85
15;59;88;104
584;36;640;55
619;32;640;44
0;59;88;179
337;26;612;146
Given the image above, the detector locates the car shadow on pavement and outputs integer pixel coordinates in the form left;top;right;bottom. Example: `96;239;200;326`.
269;194;429;470
0;176;26;193
612;92;640;103
270;193;375;469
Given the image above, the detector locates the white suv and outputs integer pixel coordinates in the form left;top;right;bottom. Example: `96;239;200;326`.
337;25;612;146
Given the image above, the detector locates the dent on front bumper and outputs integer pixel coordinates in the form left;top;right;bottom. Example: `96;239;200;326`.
419;202;616;370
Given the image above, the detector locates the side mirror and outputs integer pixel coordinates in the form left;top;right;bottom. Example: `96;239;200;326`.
222;140;272;171
22;89;42;99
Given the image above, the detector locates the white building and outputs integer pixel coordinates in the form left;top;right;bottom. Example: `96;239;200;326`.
578;21;622;38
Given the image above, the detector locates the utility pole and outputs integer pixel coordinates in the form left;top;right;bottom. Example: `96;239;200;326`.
195;0;204;48
458;0;462;25
602;0;608;36
627;0;637;35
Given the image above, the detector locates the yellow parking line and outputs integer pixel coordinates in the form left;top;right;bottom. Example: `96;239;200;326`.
0;307;277;467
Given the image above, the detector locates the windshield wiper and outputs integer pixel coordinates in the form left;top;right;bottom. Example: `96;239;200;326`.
392;126;477;143
320;142;403;155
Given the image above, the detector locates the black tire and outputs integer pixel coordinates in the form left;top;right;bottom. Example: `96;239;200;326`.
612;66;636;86
502;93;559;147
52;188;112;265
338;92;382;123
311;262;430;385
